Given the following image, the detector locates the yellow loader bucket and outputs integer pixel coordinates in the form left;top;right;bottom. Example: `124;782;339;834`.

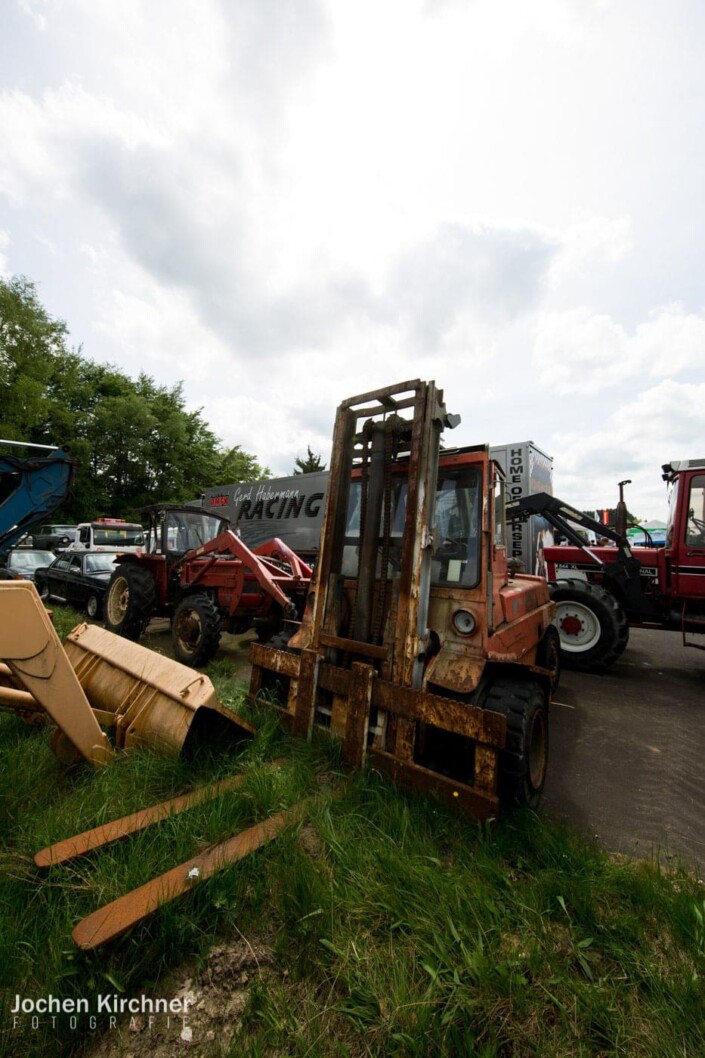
0;581;253;765
63;622;254;758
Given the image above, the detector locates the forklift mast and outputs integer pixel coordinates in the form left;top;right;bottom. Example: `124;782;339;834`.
296;379;458;689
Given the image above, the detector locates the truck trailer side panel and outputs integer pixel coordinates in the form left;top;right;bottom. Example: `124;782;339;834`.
199;443;553;571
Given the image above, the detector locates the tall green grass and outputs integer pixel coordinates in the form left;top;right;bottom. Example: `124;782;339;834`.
0;609;702;1057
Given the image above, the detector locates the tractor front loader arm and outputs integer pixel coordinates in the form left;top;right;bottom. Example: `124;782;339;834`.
183;530;312;617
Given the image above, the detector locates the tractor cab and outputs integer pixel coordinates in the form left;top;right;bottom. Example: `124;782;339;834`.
142;505;230;561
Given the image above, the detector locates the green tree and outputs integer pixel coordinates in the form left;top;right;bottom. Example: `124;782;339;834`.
293;445;326;474
0;275;266;521
212;445;270;484
0;275;67;439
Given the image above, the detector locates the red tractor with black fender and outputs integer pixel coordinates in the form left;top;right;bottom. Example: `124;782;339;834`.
507;458;705;670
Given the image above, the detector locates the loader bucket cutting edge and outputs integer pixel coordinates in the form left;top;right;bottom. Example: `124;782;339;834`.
63;622;256;758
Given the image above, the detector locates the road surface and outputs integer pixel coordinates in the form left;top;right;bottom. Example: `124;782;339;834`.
543;626;704;877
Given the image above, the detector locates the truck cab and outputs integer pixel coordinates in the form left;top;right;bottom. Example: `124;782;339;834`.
66;519;146;554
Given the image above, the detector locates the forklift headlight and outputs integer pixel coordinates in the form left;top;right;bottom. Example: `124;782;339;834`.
452;609;476;636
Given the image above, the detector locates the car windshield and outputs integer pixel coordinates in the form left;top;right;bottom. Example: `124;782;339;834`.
84;553;120;573
92;526;145;547
9;550;54;571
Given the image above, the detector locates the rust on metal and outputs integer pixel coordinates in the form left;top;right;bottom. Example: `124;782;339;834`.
317;632;387;660
372;679;506;745
35;762;286;868
368;750;499;820
248;381;507;816
72;804;305;950
249;379;553;819
340;662;374;770
0;581;114;765
64;622;254;757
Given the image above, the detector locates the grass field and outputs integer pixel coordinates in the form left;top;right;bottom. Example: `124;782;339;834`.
0;609;703;1057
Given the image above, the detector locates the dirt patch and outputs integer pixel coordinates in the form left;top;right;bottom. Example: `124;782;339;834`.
84;935;275;1058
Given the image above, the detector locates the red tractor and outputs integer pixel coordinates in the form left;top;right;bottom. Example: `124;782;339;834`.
104;504;311;667
507;458;705;670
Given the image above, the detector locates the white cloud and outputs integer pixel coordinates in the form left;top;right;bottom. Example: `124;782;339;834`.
549;215;633;285
1;0;705;524
0;231;9;277
93;281;230;384
534;305;705;395
549;380;705;519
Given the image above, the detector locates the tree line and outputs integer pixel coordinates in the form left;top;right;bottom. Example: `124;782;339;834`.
0;275;269;522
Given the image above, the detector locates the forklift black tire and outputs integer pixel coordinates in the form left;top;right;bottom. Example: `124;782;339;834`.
536;624;561;691
485;678;549;809
549;579;629;671
104;564;156;641
172;593;222;668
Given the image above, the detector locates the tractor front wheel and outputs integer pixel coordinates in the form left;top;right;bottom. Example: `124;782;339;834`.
172;593;222;667
550;579;629;671
104;564;156;641
485;678;549;809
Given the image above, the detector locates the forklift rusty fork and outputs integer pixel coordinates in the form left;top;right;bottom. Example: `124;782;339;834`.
72;801;306;950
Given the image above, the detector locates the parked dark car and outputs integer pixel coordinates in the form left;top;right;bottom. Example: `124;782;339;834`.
34;551;120;618
32;524;78;551
0;549;55;582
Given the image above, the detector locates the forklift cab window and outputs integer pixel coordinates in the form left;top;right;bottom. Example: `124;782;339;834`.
342;467;481;586
342;478;408;576
432;467;481;587
685;474;705;547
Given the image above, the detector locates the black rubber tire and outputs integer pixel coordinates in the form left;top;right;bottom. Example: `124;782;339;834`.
536;624;561;691
484;678;549;809
549;579;629;672
104;563;156;640
172;593;222;667
86;593;100;620
36;580;49;600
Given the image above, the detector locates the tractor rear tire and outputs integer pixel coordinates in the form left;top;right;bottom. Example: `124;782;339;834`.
172;593;222;667
484;678;549;809
549;579;629;671
104;564;156;641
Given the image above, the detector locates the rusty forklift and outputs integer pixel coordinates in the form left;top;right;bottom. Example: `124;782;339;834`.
250;380;558;814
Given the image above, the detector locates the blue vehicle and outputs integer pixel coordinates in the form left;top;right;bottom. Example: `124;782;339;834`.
0;441;75;559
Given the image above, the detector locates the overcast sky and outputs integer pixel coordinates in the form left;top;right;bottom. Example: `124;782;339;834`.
1;0;704;519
